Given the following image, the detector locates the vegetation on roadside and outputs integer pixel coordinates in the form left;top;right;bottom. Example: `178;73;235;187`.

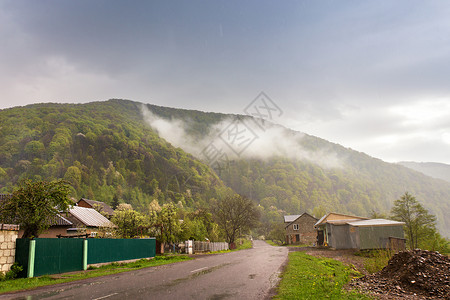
275;252;369;299
265;240;280;246
0;255;192;294
354;249;395;274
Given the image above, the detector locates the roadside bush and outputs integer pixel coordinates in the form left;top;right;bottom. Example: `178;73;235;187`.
0;263;23;281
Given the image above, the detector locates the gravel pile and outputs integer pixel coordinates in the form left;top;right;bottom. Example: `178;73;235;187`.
350;249;450;299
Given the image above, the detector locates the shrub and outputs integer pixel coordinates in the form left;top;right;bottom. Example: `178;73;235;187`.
4;263;23;280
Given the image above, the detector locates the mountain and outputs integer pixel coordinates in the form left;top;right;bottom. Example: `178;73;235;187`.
0;100;223;211
398;162;450;183
1;99;449;238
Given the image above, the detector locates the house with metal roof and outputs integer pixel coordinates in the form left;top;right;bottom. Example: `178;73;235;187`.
76;198;115;218
315;212;405;250
63;206;115;237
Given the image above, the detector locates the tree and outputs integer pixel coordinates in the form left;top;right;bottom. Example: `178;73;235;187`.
0;180;72;238
111;205;146;238
390;192;437;249
156;202;181;245
212;194;260;245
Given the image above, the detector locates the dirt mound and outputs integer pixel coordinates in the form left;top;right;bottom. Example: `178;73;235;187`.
350;249;450;299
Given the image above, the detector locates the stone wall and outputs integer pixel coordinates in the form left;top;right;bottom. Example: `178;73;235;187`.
285;213;318;245
0;224;19;273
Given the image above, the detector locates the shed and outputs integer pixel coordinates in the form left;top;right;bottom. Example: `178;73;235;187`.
347;219;405;250
315;214;405;250
314;212;367;247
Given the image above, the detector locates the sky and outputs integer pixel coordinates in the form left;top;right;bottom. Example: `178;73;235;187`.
1;0;450;164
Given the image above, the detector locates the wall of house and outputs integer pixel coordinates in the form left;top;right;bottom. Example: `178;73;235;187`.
285;214;318;245
0;225;19;273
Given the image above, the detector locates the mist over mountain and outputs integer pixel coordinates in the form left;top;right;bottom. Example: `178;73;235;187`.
398;162;450;183
1;99;449;237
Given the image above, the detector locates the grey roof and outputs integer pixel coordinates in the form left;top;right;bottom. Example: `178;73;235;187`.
284;213;318;228
284;215;301;223
52;214;73;226
347;219;405;227
69;206;114;227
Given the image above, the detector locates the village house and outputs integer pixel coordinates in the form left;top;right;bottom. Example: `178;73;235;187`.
18;214;73;238
76;198;115;218
63;206;115;237
284;213;318;245
315;212;405;250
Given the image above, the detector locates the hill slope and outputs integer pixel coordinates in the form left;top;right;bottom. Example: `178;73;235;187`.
1;99;449;237
0;100;223;211
141;101;450;237
398;161;450;183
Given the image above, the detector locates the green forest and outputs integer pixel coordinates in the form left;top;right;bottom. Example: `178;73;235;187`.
1;99;449;238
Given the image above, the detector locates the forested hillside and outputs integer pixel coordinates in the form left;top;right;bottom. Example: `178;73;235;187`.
140;102;450;237
1;99;449;237
0;100;223;211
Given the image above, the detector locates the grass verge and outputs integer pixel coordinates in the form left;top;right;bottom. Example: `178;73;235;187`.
265;240;280;246
275;252;369;299
0;255;192;294
354;249;394;274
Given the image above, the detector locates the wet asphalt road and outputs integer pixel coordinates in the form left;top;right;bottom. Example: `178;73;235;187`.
2;240;288;300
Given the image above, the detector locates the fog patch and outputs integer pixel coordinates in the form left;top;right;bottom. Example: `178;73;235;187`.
140;105;342;169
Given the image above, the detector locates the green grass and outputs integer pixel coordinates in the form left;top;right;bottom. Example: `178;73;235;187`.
0;255;192;294
265;240;280;246
354;249;394;274
275;252;370;299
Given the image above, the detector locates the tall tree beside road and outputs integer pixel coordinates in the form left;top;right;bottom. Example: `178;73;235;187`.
213;194;260;245
390;192;437;249
0;180;72;238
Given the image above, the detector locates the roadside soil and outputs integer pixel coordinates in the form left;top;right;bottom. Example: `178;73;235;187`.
288;247;449;300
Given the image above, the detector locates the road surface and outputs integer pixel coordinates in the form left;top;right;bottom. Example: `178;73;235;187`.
2;240;288;300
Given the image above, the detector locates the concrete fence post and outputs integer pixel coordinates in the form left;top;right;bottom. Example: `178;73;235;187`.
83;239;88;270
27;239;36;278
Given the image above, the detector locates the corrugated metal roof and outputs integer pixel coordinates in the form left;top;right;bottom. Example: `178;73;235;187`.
69;206;114;227
347;219;405;227
284;215;301;223
52;214;73;226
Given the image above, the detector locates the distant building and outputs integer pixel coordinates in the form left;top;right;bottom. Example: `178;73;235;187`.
284;213;318;245
315;212;405;250
77;198;115;218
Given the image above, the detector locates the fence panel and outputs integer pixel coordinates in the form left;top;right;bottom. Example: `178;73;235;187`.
34;238;84;277
87;238;156;264
14;238;30;278
15;238;156;277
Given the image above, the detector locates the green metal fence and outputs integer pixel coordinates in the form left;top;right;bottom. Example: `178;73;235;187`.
88;238;156;264
15;238;156;277
34;239;84;277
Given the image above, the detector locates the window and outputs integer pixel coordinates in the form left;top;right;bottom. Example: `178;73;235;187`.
293;224;299;230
